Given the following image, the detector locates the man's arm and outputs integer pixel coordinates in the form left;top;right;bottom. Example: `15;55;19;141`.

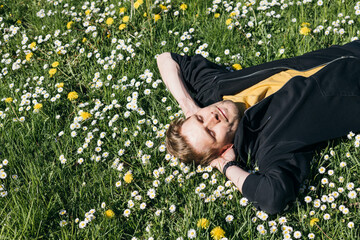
157;52;200;118
210;148;250;193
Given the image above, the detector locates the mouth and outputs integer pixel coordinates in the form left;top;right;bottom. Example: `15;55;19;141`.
216;107;228;122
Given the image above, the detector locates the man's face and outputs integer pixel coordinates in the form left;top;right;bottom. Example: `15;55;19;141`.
181;100;240;156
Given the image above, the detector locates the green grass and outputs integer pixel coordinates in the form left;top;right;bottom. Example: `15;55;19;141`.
0;0;360;239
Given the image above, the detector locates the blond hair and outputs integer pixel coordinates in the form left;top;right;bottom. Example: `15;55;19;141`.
165;118;219;165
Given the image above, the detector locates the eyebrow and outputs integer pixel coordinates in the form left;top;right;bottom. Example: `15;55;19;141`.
194;115;216;142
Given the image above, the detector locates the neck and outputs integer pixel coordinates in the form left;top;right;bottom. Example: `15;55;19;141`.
234;102;246;119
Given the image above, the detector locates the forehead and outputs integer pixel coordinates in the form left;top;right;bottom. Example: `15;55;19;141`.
181;116;213;151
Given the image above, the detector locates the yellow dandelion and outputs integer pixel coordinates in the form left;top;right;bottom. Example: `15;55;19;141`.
52;61;59;68
67;21;74;29
214;13;220;18
104;209;115;218
197;218;210;229
26;52;33;61
232;63;242;70
300;26;311;36
134;1;142;9
143;12;147;17
230;12;236;17
29;42;36;49
68;91;79;101
5;97;13;103
119;7;126;13
301;22;310;27
310;218;319;227
180;3;188;10
226;18;232;25
159;4;167;10
210;226;225;240
119;24;126;30
82;37;87;43
49;68;57;77
56;82;64;88
154;14;161;22
85;9;91;15
106;17;114;25
123;171;133;183
17;20;22;24
80;111;92;121
122;16;130;23
34;103;43;110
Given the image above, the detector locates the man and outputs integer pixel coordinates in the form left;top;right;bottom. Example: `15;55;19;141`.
157;41;360;214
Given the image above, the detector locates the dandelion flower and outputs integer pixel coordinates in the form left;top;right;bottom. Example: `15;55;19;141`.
300;26;311;35
197;218;210;229
119;24;126;30
226;18;232;25
310;218;319;227
52;61;59;67
180;3;188;11
210;226;225;240
106;17;114;25
124;171;133;183
67;21;74;29
122;16;130;23
49;68;57;77
134;1;142;9
5;97;13;103
80;112;92;120
26;52;33;61
68;91;79;101
232;63;242;70
34;103;43;110
104;209;115;218
29;42;36;49
154;14;161;22
214;13;220;18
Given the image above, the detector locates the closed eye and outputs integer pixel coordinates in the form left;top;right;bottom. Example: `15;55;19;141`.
208;129;216;139
196;115;216;140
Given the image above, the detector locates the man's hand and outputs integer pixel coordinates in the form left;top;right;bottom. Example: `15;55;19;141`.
210;147;235;173
210;147;249;193
183;101;201;118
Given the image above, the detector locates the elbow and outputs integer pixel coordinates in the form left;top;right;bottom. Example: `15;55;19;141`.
243;173;295;215
258;197;288;215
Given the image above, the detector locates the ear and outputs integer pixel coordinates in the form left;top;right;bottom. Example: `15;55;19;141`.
220;144;233;157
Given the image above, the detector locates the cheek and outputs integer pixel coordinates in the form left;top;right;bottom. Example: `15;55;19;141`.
215;125;230;141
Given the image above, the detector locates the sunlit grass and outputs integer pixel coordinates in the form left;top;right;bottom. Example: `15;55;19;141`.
0;0;359;239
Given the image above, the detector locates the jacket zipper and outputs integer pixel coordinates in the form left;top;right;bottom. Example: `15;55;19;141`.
219;55;358;84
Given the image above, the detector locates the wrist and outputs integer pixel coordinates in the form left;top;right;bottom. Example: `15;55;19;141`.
222;160;242;177
219;158;233;173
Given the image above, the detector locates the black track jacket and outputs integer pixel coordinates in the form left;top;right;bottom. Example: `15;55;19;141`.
170;40;360;214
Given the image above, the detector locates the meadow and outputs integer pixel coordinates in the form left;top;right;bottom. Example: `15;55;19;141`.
1;0;360;239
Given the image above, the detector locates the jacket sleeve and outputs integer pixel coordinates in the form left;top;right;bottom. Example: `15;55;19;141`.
170;53;229;107
241;151;311;214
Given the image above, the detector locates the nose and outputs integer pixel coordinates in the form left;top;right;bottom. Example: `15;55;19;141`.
204;111;220;127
